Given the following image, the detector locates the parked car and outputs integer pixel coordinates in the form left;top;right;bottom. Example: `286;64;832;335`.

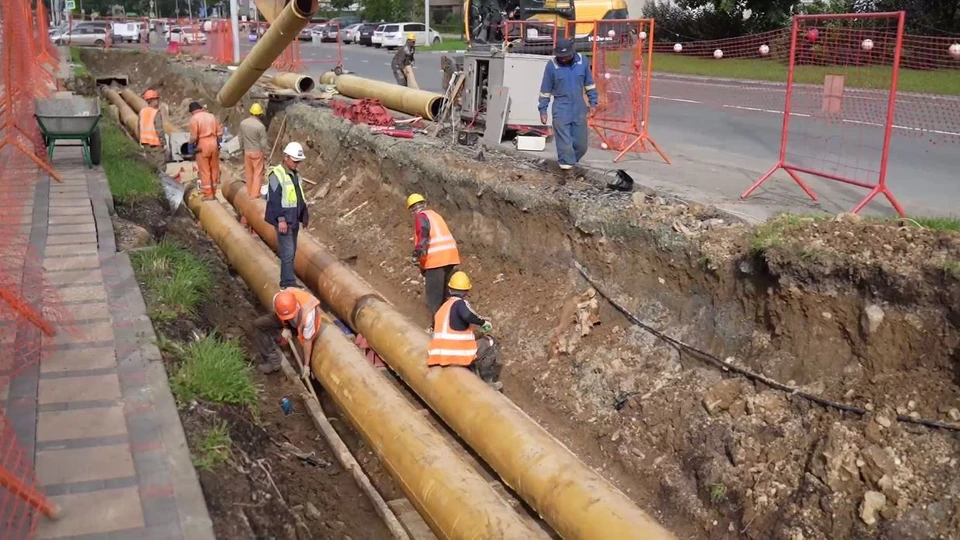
372;24;385;48
380;22;442;49
357;22;379;46
55;23;112;47
310;23;327;39
166;27;207;45
298;25;314;41
340;23;363;44
319;22;343;43
112;21;142;43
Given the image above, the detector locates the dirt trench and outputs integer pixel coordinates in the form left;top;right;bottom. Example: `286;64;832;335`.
83;49;960;539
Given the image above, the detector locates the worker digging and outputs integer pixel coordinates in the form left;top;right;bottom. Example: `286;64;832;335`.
188;101;223;199
240;101;269;229
391;33;418;89
138;88;166;167
538;38;598;184
428;271;503;391
407;193;460;320
254;289;322;375
266;142;309;289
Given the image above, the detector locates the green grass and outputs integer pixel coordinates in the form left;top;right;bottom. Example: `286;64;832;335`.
420;39;467;52
652;54;960;96
170;334;258;406
750;214;822;253
910;216;960;233
130;240;214;321
709;483;727;504
944;261;960;278
192;421;232;470
101;121;162;204
69;47;89;78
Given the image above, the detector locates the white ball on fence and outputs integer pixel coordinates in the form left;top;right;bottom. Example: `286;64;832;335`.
601;142;609;150
674;43;683;53
759;44;770;56
714;49;723;59
608;29;616;38
639;31;647;40
861;39;874;51
604;72;612;79
950;43;960;58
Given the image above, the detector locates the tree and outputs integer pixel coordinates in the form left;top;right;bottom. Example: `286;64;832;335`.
359;0;408;22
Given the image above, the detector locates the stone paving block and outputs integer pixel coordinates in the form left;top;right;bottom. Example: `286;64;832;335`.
37;406;128;442
41;347;117;373
43;255;100;272
37;443;135;486
61;302;111;321
48;214;94;225
45;243;98;257
49;223;97;235
49;206;91;216
37;486;145;538
45;268;104;286
0;376;8;402
49;198;92;207
46;233;97;246
46;321;114;346
38;374;121;404
55;284;108;304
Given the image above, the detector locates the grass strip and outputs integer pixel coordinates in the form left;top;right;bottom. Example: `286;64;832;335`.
131;240;214;321
100;120;162;204
171;334;258;406
192;421;232;470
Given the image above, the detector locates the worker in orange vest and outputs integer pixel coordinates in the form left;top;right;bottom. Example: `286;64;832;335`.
138;89;166;166
254;289;322;375
188;101;223;199
427;271;502;390
407;193;460;319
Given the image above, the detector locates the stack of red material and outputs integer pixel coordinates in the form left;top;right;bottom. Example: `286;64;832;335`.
332;98;396;127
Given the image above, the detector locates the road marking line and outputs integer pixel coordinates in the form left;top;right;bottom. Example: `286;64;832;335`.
650;96;701;104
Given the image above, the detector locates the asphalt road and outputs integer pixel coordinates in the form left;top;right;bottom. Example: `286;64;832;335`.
243;39;960;217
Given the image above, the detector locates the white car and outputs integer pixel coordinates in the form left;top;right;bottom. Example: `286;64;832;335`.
372;24;385;48
166;27;207;45
380;22;441;49
340;23;362;44
112;21;142;43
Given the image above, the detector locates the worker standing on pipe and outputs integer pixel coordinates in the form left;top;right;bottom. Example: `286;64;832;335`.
537;39;598;184
138;89;166;167
266;142;309;289
392;34;418;89
188;101;223;199
240;102;269;229
254;289;322;375
407;193;460;320
428;271;502;391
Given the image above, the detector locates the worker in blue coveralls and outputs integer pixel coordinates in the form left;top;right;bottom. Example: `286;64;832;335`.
538;39;598;183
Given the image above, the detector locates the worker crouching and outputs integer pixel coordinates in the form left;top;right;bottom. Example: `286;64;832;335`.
188;101;223;199
427;271;502;391
254;289;322;375
407;193;460;318
392;33;418;89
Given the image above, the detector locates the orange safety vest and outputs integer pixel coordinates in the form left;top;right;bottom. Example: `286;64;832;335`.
418;210;460;270
427;297;477;367
139;107;162;146
275;289;322;344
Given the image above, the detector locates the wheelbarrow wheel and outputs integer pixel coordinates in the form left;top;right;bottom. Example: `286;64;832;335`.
89;127;103;166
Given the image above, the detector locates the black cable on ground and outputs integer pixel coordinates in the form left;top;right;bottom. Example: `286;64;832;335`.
573;261;960;432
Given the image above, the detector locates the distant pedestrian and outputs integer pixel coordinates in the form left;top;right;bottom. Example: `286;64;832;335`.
392;34;418;89
265;142;309;289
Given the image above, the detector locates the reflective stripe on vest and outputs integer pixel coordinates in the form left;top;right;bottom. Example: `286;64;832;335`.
139;107;161;146
269;164;302;209
421;210;460;269
273;289;322;343
427;297;477;367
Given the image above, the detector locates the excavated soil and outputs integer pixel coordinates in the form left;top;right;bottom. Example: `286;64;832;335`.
84;49;960;540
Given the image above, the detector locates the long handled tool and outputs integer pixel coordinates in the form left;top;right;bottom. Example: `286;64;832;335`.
282;329;319;401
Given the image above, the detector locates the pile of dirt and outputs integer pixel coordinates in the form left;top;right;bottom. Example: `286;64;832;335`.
85;48;960;539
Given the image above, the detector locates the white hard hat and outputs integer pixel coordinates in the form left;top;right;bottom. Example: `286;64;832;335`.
283;142;305;162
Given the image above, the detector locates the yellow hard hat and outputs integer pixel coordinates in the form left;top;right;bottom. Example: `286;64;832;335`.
448;271;472;291
406;193;425;208
406;33;416;41
249;102;264;115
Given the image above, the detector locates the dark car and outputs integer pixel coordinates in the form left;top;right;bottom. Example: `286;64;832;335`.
357;22;379;46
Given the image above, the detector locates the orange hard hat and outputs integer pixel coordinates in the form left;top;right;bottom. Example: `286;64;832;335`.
273;291;300;321
143;89;159;100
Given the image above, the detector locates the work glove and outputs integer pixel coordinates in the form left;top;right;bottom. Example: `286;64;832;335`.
411;248;423;264
480;321;493;335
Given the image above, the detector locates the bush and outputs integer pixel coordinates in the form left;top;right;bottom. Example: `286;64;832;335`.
171;334;258;406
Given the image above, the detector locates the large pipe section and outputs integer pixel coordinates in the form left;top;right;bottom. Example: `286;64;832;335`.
102;87;139;135
271;72;316;94
222;179;677;540
216;0;318;108
329;74;444;121
184;190;540;540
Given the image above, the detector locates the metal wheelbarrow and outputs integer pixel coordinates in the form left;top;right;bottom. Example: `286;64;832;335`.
35;96;103;169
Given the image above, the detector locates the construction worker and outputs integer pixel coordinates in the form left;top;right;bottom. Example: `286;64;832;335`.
266;142;309;289
392;34;418;89
188;101;223;199
253;289;322;375
138;89;166;167
427;271;502;390
240;102;269;227
538;39;598;183
407;193;460;319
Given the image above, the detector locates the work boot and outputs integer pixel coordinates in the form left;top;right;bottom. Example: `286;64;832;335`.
487;381;503;392
259;360;282;374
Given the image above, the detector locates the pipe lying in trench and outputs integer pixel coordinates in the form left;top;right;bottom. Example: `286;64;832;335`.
221;178;677;540
102;87;139;136
183;190;541;540
271;72;316;94
216;0;319;108
321;73;444;121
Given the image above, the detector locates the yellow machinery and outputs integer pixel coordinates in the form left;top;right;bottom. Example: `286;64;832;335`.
463;0;629;44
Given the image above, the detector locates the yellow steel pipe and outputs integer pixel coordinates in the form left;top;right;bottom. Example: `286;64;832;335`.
221;179;677;540
332;74;444;120
102;87;139;136
184;190;540;540
271;72;316;93
217;0;319;108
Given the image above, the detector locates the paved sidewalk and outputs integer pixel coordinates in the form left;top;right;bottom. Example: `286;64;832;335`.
2;147;214;539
